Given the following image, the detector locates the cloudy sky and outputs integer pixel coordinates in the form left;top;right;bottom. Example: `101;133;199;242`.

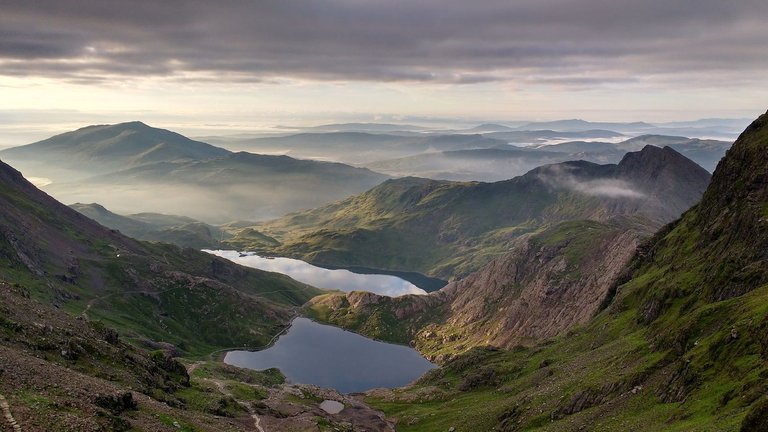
1;0;767;139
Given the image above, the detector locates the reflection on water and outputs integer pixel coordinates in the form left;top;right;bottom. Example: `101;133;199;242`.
206;250;427;297
225;318;436;393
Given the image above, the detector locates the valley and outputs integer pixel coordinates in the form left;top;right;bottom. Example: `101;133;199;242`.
2;2;766;431
0;113;762;431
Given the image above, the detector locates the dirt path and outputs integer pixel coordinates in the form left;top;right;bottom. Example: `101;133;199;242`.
0;393;21;432
185;362;265;432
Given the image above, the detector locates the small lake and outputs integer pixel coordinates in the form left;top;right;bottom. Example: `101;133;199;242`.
207;250;428;297
225;318;437;393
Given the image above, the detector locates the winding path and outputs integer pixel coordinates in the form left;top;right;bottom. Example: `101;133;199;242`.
0;393;21;432
186;363;266;432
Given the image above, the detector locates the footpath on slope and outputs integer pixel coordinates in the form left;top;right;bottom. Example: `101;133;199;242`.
0;393;22;432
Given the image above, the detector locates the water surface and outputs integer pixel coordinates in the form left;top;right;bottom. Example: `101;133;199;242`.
225;318;436;393
207;250;427;297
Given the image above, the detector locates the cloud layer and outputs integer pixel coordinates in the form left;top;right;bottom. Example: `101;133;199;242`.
1;0;767;86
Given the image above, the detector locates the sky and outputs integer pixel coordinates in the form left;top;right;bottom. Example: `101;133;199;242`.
1;0;767;143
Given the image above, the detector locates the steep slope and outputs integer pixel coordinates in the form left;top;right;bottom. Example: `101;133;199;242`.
0;282;258;431
355;111;768;431
0;121;229;180
0;157;320;356
258;146;710;279
307;219;651;360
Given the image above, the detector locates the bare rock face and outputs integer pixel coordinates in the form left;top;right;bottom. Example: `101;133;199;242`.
413;220;648;355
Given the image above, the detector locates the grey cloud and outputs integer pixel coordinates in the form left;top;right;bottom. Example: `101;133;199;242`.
0;0;766;85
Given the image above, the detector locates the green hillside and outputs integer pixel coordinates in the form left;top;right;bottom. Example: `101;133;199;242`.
353;111;768;431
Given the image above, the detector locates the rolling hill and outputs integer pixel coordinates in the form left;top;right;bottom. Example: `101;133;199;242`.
0;121;229;181
1;122;390;223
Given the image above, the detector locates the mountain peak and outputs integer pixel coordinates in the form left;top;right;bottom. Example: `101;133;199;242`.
617;145;710;181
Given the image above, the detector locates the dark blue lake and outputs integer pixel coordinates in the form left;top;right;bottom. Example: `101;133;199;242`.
224;317;436;393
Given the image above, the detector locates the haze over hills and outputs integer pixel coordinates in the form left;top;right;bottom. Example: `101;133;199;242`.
1;122;390;223
254;145;711;279
304;110;768;432
0;157;394;431
0;121;230;181
69;203;229;249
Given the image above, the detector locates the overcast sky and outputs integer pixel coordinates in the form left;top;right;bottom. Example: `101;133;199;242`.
1;0;767;138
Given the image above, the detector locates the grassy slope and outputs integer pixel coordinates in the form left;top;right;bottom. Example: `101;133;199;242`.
256;148;708;280
0;160;321;357
0;282;273;431
357;112;768;431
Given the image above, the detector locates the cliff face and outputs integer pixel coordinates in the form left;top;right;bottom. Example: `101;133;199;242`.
427;221;645;355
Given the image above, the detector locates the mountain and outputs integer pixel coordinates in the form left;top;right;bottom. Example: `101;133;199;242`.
616;135;732;171
69;203;226;249
255;145;711;279
226;132;508;165
3;123;391;223
483;129;624;143
367;145;624;182
322;114;768;431
49;151;389;222
0;157;320;356
0;121;229;181
467;123;516;132
365;134;731;182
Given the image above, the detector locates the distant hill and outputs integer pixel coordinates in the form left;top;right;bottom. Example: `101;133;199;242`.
516;119;656;133
366;134;731;181
0;121;229;181
615;135;732;171
255;145;711;279
53;152;389;222
227;132;508;164
69;203;227;249
1;123;390;222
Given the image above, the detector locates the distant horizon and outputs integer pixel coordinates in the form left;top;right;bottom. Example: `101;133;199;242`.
0;110;759;150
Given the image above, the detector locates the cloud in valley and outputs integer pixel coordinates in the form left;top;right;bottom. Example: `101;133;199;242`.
537;164;645;199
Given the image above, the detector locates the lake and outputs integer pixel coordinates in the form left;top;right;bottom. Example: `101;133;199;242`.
206;250;428;297
225;317;436;393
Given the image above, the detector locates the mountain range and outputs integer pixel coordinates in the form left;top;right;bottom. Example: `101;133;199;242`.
0;122;389;222
253;145;711;279
304;110;768;431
